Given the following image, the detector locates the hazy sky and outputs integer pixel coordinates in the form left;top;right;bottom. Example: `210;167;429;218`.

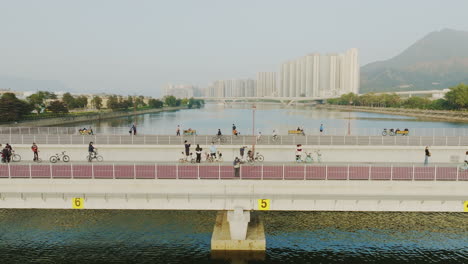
1;0;467;97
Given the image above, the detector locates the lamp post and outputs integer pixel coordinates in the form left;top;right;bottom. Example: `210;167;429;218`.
252;105;256;153
347;101;353;136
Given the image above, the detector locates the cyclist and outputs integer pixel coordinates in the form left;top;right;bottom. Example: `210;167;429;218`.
257;131;262;141
88;142;96;162
5;143;12;162
296;144;303;162
31;142;39;162
272;129;278;140
464;151;468;167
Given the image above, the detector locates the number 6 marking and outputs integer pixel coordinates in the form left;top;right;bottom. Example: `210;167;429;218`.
72;198;84;209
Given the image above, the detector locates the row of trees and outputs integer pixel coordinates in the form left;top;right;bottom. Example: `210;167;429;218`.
0;91;205;122
327;83;468;110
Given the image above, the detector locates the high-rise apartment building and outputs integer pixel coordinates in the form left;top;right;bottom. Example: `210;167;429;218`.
205;79;257;98
279;48;359;98
256;72;277;97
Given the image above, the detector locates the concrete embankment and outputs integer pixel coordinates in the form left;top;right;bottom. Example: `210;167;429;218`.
317;105;468;122
1;106;187;127
10;144;467;164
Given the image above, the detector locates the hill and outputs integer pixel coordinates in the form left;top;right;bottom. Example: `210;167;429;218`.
360;29;468;93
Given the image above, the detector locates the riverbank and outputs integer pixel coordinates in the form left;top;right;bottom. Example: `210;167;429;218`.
317;105;468;122
0;106;187;127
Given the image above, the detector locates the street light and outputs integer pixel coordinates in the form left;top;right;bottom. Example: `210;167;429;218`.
252;104;256;153
347;101;353;136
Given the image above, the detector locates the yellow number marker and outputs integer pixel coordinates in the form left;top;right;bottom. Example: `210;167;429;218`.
258;199;270;210
464;201;468;212
72;198;84;209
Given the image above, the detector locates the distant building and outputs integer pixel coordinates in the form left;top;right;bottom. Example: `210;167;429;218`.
256;72;277;97
205;79;257;98
279;48;359;98
164;84;196;98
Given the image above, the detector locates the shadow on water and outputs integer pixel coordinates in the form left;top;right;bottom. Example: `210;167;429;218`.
0;210;466;263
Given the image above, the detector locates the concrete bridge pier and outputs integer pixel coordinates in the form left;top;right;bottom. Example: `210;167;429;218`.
211;208;266;251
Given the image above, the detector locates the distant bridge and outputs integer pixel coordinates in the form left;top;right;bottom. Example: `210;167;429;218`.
375;89;449;99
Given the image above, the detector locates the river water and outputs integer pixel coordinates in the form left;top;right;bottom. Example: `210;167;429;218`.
0;210;466;263
66;103;468;135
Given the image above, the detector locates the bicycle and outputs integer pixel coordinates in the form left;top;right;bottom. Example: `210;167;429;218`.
247;152;264;164
212;135;227;144
50;151;70;163
11;150;21;162
459;162;468;172
272;134;279;142
87;150;103;162
206;151;223;162
179;152;196;164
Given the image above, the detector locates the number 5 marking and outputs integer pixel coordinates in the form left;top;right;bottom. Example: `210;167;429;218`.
258;199;270;210
72;198;84;209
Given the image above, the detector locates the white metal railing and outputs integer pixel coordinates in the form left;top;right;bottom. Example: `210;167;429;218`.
0;163;466;181
1;127;468;137
0;134;467;146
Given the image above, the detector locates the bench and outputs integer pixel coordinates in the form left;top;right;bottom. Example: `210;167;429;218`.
288;130;304;135
183;130;197;136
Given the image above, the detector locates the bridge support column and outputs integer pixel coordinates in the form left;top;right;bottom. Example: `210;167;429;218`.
211;208;265;251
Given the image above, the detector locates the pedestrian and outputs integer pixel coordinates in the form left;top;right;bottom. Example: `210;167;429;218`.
232;124;236;135
217;129;222;136
233;157;241;177
240;146;246;160
195;144;202;163
210;142;217;159
132;124;137;135
31;142;39;161
5;143;12;163
2;145;9;163
320;124;324;134
184;140;191;160
176;125;181;136
424;146;431;166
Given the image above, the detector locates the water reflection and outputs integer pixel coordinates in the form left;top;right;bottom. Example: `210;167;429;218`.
59;103;468;135
0;210;466;263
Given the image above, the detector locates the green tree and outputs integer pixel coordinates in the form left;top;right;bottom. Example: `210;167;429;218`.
75;96;88;108
148;98;163;108
402;97;431;109
107;95;120;110
164;95;178;107
444;83;468;109
91;96;103;110
27;91;57;113
0;93;33;122
47;100;69;113
62;92;76;109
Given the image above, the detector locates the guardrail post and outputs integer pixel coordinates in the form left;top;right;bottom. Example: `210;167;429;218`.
134;163;136;179
412;165;415;181
71;163;73;179
394;136;396;145
29;163;32;179
303;164;306;180
112;163;115;179
390;164;393;180
8;163;10;179
347;164;349;180
458;136;461;146
434;165;437;181
92;163;94;179
325;165;328;180
282;164;285;180
261;164;264;180
49;164;52;179
368;164;371;180
155;164;157;179
419;136;422;146
197;164;200;180
293;136;295;145
176;164;179;179
456;165;459;181
218;164;221;180
445;136;448;146
132;135;134;144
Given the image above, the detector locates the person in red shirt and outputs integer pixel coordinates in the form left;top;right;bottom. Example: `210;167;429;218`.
31;142;39;162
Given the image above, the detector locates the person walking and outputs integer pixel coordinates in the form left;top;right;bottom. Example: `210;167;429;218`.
184;140;191;160
176;125;181;136
239;146;246;161
320;124;324;135
195;144;202;163
233;157;241;177
424;146;431;166
88;142;95;162
232;124;237;135
210;142;217;160
31;142;39;162
130;123;137;135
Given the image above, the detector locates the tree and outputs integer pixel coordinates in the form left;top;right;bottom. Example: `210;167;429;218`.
107;95;120;110
444;83;468;109
62;92;76;109
402;97;431;109
148;98;163;108
27;91;57;114
0;93;33;122
46;100;69;113
91;96;103;110
164;95;178;107
75;96;88;108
